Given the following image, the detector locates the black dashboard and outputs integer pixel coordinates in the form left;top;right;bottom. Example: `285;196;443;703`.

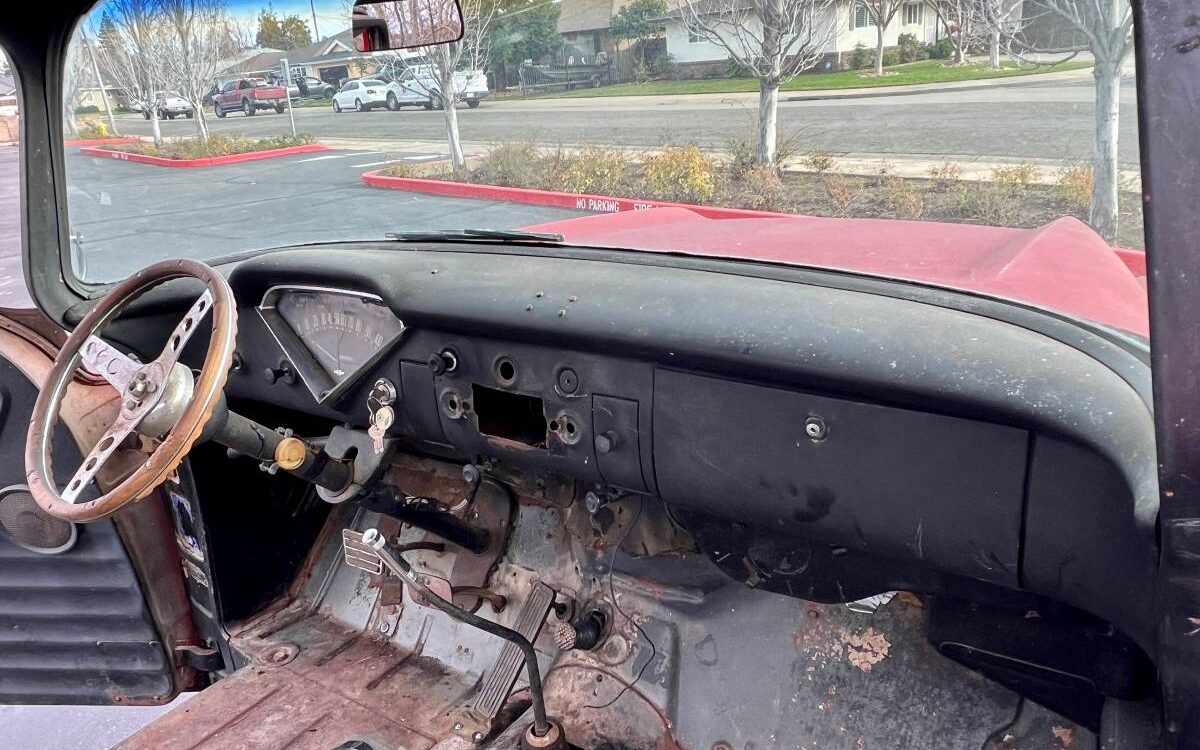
213;243;1158;652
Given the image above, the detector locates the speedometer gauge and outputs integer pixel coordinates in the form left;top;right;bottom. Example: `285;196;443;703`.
257;286;405;404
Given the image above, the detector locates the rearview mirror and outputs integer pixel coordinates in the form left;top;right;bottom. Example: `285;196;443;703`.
352;0;465;52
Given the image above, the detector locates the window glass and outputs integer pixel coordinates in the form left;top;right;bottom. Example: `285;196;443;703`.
61;0;1147;336
0;45;28;308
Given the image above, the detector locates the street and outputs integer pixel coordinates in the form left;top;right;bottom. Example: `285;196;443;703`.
111;75;1142;167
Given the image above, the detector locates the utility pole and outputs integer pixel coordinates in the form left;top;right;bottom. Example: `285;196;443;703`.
83;32;120;136
309;0;320;40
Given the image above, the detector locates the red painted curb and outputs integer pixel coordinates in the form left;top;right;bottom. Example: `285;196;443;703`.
361;170;788;220
79;142;328;167
64;136;140;147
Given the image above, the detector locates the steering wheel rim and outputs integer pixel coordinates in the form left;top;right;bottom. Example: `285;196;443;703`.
25;259;237;522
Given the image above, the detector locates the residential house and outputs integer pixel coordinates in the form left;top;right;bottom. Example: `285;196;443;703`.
660;0;941;77
220;29;369;89
557;0;624;63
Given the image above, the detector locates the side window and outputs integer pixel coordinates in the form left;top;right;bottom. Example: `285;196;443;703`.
220;81;234;93
0;44;28;307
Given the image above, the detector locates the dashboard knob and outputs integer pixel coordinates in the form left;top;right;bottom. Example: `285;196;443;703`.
263;360;297;385
594;432;617;454
429;349;458;376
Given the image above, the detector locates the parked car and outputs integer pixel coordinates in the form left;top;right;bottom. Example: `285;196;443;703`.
288;76;334;100
212;78;288;118
385;66;489;110
150;91;194;120
332;79;389;112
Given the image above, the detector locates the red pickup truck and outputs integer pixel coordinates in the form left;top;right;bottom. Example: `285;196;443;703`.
212;78;288;118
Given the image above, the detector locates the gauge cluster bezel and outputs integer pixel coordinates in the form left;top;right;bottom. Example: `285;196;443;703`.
255;285;406;405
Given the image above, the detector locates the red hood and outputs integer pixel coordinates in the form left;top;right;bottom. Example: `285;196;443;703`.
525;208;1149;337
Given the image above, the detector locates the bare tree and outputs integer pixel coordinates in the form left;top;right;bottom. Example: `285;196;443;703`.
1014;0;1132;240
160;0;236;141
679;0;837;165
923;0;974;64
860;0;904;75
93;0;171;146
376;0;497;169
971;0;1025;68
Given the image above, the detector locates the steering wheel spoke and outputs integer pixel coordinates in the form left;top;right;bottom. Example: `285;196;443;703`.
60;416;138;504
80;335;140;392
154;289;214;370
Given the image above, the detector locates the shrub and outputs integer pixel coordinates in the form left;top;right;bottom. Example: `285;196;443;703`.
881;49;901;68
823;173;863;215
473;141;545;187
954;183;1023;226
728;164;787;211
643;144;718;203
849;44;873;70
884;175;924;219
115;133;313;160
562;145;633;195
74;105;101;115
382;161;421;178
1057;163;1093;209
927;161;962;191
725;56;751;78
896;34;927;63
722;133;757;180
77;120;109;139
802;149;836;174
927;39;955;60
991;162;1042;187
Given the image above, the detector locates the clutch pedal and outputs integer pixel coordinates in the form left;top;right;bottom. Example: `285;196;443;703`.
452;581;556;740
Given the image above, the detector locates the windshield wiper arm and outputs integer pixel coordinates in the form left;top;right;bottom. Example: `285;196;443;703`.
385;229;565;244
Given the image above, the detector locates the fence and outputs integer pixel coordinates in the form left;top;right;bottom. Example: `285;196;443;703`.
0;116;17;145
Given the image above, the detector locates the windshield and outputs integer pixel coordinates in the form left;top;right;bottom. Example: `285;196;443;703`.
61;0;1146;336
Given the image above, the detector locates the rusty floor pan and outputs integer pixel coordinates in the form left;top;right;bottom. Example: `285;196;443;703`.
115;613;472;750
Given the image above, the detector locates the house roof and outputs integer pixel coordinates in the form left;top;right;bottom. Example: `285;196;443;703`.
557;0;616;33
659;0;754;20
221;29;359;74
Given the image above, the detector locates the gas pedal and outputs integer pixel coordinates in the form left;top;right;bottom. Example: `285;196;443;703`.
452;581;556;739
341;528;383;575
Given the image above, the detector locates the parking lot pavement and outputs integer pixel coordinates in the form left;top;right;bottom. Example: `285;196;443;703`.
64;146;588;283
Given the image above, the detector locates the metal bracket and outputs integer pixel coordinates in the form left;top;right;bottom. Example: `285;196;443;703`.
175;643;225;672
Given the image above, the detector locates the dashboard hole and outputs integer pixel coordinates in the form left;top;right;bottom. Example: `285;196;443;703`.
472;384;546;447
494;357;517;385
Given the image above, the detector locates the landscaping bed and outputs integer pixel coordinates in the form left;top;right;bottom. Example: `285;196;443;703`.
81;134;326;167
514;60;1093;99
376;142;1144;250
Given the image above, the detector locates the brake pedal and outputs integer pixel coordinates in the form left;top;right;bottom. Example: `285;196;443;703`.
342;528;383;575
452;581;556;740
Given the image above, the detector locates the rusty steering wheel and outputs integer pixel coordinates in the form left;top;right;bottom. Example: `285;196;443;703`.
25;259;237;522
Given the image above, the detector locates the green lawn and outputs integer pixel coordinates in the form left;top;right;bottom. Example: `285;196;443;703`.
518;60;1092;99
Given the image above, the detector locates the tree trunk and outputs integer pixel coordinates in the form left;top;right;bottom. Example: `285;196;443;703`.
193;105;209;141
150;108;162;147
443;101;464;169
988;29;1001;69
756;80;779;165
875;24;885;75
1089;59;1121;242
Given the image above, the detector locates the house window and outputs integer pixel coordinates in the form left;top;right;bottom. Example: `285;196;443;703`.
853;5;875;29
687;27;705;44
905;2;923;25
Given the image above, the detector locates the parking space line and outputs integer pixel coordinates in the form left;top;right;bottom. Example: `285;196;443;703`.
295;152;376;162
351;158;416;168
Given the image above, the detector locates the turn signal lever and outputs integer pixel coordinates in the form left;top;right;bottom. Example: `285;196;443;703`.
203;405;352;493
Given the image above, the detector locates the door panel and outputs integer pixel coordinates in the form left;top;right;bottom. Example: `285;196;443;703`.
0;355;174;704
